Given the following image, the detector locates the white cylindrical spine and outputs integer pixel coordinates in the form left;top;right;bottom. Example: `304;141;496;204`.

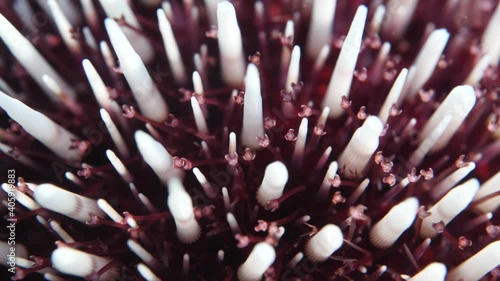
99;0;153;63
409;115;452;167
100;109;129;158
82;26;98;50
407;263;447;281
322;5;368;118
402;29;450;99
256;161;289;207
106;150;133;183
338;116;383;179
481;3;500;66
82;59;114;112
285;46;301;94
127;239;160;267
241;64;264;149
318;161;338;200
464;55;491;86
135;130;180;183
49;220;76;243
446;241;500;281
158;9;187;85
0;142;38;169
369;5;386;35
378;68;408;124
292;118;308;166
0;14;76;100
34;184;104;223
2;183;40;211
51;247;119;280
0;92;81;164
305;0;336;58
305;224;343;262
167;177;201;243
191;96;209;135
369;197;419;249
137;263;161;281
217;1;245;86
280;20;294;77
226;212;241;234
420;179;479;238
238;242;276;281
204;0;220;26
472;171;500;214
97;199;124;223
431;162;476;200
48;0;81;55
382;0;418;40
105;18;169;122
419;85;476;152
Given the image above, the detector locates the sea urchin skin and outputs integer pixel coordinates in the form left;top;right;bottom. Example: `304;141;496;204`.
0;0;499;281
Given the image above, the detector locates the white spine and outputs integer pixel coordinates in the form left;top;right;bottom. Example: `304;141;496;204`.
446;241;500;281
127;239;158;266
322;6;368;118
100;109;129;158
48;0;81;55
472;171;500;214
158;9;187;85
292;118;308;165
238;242;276;281
105;18;169;122
420;179;479;238
285;46;301;94
49;220;76;243
204;0;220;27
419;85;476;152
167;177;201;243
481;4;500;66
2;184;40;211
241;64;264;149
464;55;491;86
0;13;76;100
134;130;180;183
82;59;114;112
369;5;386;35
106;150;133;183
407;263;447;281
369;197;419;249
51;247;118;279
378;68;408;124
256;161;289;207
80;0;99;29
99;0;153;62
98;199;124;223
281;20;294;76
431;163;476;199
382;0;418;40
137;263;161;281
318;161;338;199
409;115;452;167
305;224;343;262
82;27;98;50
34;184;104;223
338;116;383;179
191;96;209;135
193;71;204;95
305;0;336;58
217;1;245;86
0;92;81;164
403;29;450;99
0;142;38;168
